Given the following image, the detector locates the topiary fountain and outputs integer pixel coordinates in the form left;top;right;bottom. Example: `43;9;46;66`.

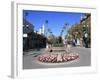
37;23;79;63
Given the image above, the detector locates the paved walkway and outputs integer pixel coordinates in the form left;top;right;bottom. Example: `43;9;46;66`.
23;47;91;69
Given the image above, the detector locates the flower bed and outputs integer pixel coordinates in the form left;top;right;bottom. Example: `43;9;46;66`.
38;53;79;63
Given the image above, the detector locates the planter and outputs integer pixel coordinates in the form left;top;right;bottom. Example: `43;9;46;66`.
38;53;79;63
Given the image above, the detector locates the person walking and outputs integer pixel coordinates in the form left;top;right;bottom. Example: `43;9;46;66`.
63;38;71;53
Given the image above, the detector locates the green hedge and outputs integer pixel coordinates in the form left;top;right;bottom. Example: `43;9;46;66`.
53;44;64;47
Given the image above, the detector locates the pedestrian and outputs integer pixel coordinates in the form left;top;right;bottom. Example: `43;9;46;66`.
80;38;83;47
63;38;71;53
63;38;67;48
66;42;71;53
84;32;88;48
72;39;75;46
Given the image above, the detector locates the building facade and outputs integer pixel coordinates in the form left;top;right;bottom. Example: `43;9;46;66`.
80;13;91;48
23;19;46;51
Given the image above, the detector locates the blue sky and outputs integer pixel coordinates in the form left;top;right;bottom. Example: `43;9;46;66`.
23;10;85;37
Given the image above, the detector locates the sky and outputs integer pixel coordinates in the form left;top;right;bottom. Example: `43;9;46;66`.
23;10;85;37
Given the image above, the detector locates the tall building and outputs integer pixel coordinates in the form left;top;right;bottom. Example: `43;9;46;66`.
23;19;34;51
23;19;34;34
80;13;91;28
41;24;45;35
38;24;45;35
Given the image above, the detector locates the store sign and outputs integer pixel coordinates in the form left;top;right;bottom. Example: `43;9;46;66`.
23;34;28;37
